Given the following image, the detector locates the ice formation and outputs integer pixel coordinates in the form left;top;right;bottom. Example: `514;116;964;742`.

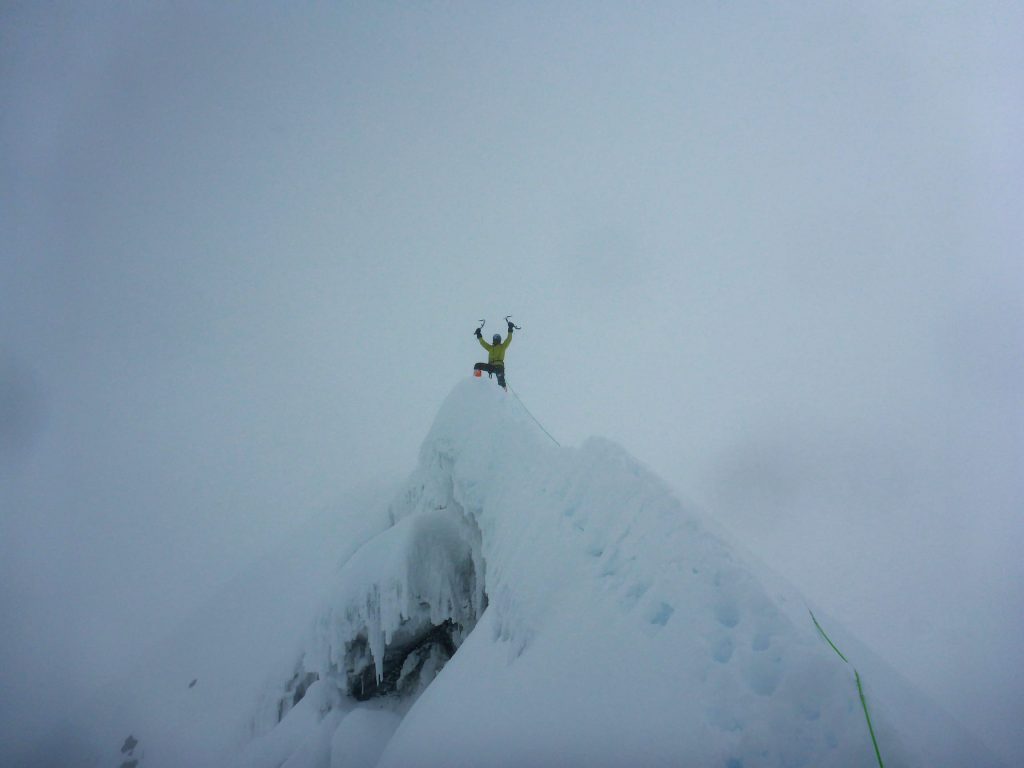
96;379;1004;768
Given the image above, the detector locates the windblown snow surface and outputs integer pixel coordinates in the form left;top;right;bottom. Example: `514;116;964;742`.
92;380;1002;768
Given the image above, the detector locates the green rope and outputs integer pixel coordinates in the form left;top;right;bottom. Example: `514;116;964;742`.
810;609;849;663
507;385;561;447
808;610;885;768
855;670;885;768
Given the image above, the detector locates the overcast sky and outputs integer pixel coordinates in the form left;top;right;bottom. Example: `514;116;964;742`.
2;1;1021;764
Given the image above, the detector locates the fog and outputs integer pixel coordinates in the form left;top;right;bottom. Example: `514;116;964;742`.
1;2;1021;764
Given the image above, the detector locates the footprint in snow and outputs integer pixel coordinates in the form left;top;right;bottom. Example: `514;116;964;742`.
647;601;674;627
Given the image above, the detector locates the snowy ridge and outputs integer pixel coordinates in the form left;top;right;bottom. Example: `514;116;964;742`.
109;380;1002;768
372;381;900;767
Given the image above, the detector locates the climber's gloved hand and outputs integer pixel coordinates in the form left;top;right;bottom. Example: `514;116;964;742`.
507;321;514;333
474;327;482;338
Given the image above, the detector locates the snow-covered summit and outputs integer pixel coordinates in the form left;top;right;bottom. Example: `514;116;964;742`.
97;379;1002;768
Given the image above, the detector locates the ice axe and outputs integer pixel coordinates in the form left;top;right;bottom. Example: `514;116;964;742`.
473;319;486;336
505;315;522;330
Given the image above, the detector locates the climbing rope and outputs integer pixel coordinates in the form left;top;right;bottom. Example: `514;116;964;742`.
809;610;885;768
507;384;560;447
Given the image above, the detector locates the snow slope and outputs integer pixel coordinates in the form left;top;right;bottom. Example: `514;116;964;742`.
96;380;1001;768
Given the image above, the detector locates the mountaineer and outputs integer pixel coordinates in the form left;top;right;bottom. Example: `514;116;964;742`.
473;318;515;389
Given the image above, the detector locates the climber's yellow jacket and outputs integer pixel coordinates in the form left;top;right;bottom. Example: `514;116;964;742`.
478;331;512;365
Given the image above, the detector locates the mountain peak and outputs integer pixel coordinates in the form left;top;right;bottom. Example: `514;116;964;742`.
96;380;1003;768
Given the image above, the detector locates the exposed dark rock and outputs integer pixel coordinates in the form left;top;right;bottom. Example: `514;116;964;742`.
348;619;461;701
277;667;320;722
